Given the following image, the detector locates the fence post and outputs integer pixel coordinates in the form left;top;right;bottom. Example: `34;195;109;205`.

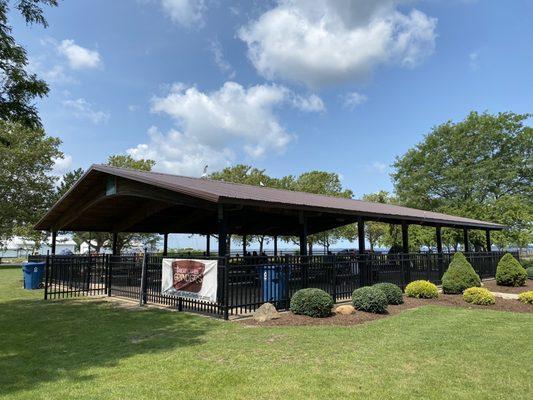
107;254;112;297
223;255;229;320
332;255;337;303
284;254;290;310
139;249;148;306
44;253;50;300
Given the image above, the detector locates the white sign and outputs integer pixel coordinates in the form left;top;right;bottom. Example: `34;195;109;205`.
161;259;218;303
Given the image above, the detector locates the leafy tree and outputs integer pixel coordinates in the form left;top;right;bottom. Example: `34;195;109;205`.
0;120;61;244
0;0;58;128
107;155;155;171
55;167;84;201
392;111;533;249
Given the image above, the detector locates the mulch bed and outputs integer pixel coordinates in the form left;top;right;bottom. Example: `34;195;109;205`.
240;294;532;327
481;279;531;294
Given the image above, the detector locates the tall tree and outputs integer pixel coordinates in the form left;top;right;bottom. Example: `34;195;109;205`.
55;168;84;201
0;0;58;128
393;111;533;249
0;120;61;244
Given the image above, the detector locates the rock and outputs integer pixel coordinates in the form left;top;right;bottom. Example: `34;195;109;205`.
253;303;280;322
334;304;356;315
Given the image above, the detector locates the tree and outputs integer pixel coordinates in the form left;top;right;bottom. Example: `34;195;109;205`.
55;168;84;201
361;192;389;251
0;0;58;128
107;155;155;171
392;111;533;249
0;120;61;244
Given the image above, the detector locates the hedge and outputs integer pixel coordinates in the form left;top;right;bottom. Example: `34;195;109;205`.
290;288;334;318
442;252;480;294
405;280;439;299
373;282;404;305
463;287;495;305
518;291;533;305
352;286;388;313
495;253;527;287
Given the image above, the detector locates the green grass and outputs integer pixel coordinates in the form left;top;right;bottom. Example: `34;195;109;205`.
1;267;532;400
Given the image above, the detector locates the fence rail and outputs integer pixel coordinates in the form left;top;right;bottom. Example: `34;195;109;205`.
37;251;515;318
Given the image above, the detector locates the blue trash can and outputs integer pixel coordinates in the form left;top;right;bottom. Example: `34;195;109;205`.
260;265;286;302
22;262;45;290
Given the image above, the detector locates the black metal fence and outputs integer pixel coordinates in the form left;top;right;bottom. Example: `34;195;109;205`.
37;251;514;319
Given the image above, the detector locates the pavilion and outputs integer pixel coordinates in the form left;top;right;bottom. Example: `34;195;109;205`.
35;164;505;256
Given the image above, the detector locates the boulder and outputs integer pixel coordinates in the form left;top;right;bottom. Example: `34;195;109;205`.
253;303;280;322
334;304;356;315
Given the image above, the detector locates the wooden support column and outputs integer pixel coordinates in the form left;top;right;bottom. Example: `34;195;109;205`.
401;222;410;285
51;231;57;255
299;212;308;256
162;233;168;256
217;205;228;257
242;235;247;256
401;222;409;254
206;234;210;256
357;218;369;286
463;228;470;252
357;218;366;254
436;226;444;279
112;232;118;256
485;229;492;252
273;235;278;256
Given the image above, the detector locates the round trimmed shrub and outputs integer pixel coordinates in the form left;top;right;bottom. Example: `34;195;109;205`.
405;280;439;299
442;252;481;294
495;253;527;287
290;288;334;318
463;287;495;305
352;286;388;314
518;291;533;305
521;259;533;269
526;267;533;280
373;282;404;305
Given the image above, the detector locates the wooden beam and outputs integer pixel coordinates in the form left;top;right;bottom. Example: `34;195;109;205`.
274;235;278;256
217;205;228;257
163;233;168;256
112;232;118;255
402;222;409;253
112;200;172;232
436;226;443;253
357;218;365;254
299;212;307;256
53;185;106;230
51;231;57;255
485;229;491;252
463;228;470;252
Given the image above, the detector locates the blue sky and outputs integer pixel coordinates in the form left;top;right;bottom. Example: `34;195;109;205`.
11;0;533;250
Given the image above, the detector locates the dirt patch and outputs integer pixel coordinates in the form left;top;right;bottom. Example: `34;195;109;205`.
482;279;531;294
240;295;532;327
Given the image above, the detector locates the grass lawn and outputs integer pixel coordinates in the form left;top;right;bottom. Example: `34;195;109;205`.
1;267;532;400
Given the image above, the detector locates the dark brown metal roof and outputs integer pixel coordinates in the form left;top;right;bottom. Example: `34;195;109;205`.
35;164;505;232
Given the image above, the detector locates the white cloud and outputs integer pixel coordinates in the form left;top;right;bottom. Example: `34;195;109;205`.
52;155;73;175
128;81;323;174
208;39;236;78
238;0;437;87
128;126;234;176
342;91;367;109
62;98;109;124
128;104;140;112
161;0;205;27
57;39;101;70
28;58;77;85
366;161;387;173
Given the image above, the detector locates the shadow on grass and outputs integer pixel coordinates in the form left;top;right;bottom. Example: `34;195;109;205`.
0;296;219;396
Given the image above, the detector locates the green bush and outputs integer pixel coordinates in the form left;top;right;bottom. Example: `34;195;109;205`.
521;259;533;269
373;282;404;305
463;287;495;305
526;267;533;280
352;286;388;314
405;280;439;299
442;252;481;294
518;291;533;305
495;253;527;287
290;288;334;318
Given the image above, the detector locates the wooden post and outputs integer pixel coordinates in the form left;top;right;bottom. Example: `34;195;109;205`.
51;231;57;255
162;233;168;256
357;218;368;286
485;229;491;252
206;234;210;256
112;232;118;256
217;205;227;257
273;235;278;256
463;228;470;253
299;212;308;256
436;226;444;280
242;235;247;256
401;222;410;285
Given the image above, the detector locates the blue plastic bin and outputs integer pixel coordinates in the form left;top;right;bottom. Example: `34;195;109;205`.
260;265;286;302
22;262;45;289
